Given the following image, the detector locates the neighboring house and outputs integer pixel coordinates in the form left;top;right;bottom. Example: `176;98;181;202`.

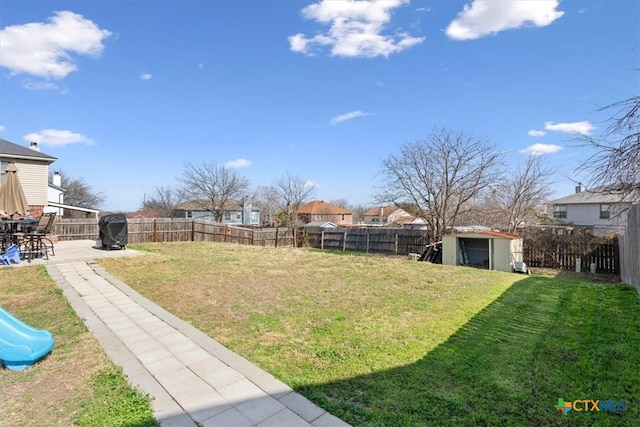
45;171;66;216
297;200;354;226
175;200;260;225
546;184;638;233
125;209;162;219
1;139;56;217
362;205;414;226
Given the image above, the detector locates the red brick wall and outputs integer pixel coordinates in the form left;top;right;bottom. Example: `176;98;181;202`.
29;205;44;218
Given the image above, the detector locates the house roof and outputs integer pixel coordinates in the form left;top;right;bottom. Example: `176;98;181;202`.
125;208;162;218
298;200;353;215
363;205;403;216
302;221;338;228
548;188;638;205
178;199;259;211
0;138;57;162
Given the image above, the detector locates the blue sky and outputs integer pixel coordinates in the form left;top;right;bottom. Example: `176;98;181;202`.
1;0;638;211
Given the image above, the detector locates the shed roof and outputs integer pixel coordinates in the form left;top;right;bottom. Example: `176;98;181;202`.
449;230;521;240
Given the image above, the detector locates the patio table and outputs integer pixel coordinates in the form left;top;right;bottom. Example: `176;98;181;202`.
0;218;37;253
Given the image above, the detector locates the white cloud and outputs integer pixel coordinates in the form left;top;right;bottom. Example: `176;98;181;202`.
289;0;424;58
0;11;112;79
446;0;564;41
305;180;320;188
23;80;61;91
139;72;152;80
528;129;546;137
519;143;563;156
225;158;251;169
544;120;595;135
330;110;371;125
23;129;94;147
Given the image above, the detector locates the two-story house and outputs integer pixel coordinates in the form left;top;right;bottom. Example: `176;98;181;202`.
297;200;353;226
362;205;415;226
1;139;57;217
546;183;638;234
175;200;260;225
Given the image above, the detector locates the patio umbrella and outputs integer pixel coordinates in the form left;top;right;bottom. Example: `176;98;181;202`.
0;163;30;217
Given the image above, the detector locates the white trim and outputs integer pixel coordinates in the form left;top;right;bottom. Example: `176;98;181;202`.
46;201;100;218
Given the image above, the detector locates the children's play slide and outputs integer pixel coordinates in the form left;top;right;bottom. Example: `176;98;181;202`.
0;307;54;371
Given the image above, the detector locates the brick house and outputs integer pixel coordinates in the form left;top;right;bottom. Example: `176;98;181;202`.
297;200;353;226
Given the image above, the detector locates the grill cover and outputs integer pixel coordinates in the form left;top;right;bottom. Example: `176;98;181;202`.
98;214;128;249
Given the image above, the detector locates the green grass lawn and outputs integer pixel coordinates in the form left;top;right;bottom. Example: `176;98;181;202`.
0;266;158;427
98;242;640;426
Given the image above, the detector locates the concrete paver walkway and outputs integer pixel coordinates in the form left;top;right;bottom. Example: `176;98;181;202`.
38;242;349;427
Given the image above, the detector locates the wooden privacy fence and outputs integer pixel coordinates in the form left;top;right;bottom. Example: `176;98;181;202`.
522;227;620;274
53;218;294;247
301;227;430;255
619;204;639;291
52;218;622;274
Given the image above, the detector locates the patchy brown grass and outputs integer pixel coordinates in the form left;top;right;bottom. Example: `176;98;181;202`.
0;266;112;426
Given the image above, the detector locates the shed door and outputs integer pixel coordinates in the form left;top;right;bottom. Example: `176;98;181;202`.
458;238;491;269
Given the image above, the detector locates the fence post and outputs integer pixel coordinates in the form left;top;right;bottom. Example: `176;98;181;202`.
321;231;324;250
395;234;399;255
343;231;347;251
275;228;279;248
153;219;158;242
191;220;195;241
366;232;370;253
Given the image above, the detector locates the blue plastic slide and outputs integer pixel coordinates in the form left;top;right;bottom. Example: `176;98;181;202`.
0;306;54;371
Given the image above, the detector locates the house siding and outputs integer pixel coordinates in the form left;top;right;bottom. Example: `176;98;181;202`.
548;203;629;229
11;160;49;206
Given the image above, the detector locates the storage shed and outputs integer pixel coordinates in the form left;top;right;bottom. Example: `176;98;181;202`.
442;230;523;273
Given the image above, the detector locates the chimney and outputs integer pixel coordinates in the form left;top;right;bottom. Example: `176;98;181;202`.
53;171;62;187
29;141;40;152
575;183;585;193
379;206;384;222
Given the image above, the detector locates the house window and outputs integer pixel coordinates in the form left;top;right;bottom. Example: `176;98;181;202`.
0;160;7;176
315;214;322;220
600;204;610;219
341;214;345;221
553;205;567;219
224;211;231;221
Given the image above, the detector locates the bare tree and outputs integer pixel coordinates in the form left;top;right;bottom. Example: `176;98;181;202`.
348;203;370;224
273;173;316;244
142;185;184;218
490;155;555;233
577;96;640;193
273;172;316;225
376;127;503;242
329;198;349;209
179;161;250;222
253;185;281;226
50;169;104;217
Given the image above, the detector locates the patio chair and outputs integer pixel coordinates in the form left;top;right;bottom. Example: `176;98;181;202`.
16;212;56;263
1;244;20;265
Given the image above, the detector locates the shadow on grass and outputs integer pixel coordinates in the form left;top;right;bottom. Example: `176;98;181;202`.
298;275;640;427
